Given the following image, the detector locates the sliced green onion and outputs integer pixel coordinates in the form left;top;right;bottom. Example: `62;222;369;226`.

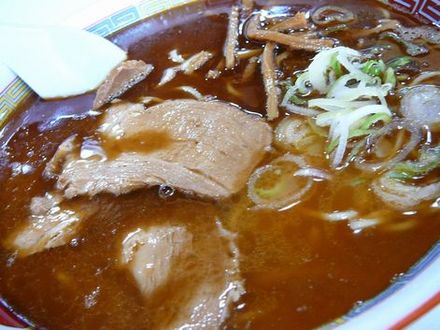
295;72;311;94
386;56;413;69
247;154;314;210
388;146;440;180
281;85;297;106
327;138;339;153
384;67;397;88
397;73;409;82
308;46;361;94
330;53;343;77
359;113;392;131
283;46;395;168
289;93;307;105
362;60;386;77
349;128;371;138
327;128;370;153
255;176;287;199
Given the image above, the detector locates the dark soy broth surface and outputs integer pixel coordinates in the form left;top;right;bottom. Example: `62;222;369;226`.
0;1;439;329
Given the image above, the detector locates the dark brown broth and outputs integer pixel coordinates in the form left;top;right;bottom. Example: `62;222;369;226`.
0;1;439;329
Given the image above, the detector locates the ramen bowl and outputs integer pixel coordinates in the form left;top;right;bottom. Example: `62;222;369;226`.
0;0;439;329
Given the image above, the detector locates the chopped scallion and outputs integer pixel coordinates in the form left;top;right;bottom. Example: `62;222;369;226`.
397;73;409;82
327;128;371;153
384;67;396;88
386;56;413;69
289;94;307;105
327;138;339;153
362;60;386;77
295;72;311;94
360;113;392;131
388;146;440;180
330;53;343;77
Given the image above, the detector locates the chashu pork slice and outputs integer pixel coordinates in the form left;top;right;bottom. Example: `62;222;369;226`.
120;226;193;297
120;221;243;329
7;193;97;257
54;99;272;199
93;60;154;109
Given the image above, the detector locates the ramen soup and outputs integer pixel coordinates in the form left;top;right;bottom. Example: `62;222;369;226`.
1;0;440;329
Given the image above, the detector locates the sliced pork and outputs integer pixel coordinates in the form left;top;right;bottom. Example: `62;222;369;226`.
7;193;97;257
120;221;243;329
53;100;272;199
93;60;154;109
43;135;78;179
121;226;192;297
